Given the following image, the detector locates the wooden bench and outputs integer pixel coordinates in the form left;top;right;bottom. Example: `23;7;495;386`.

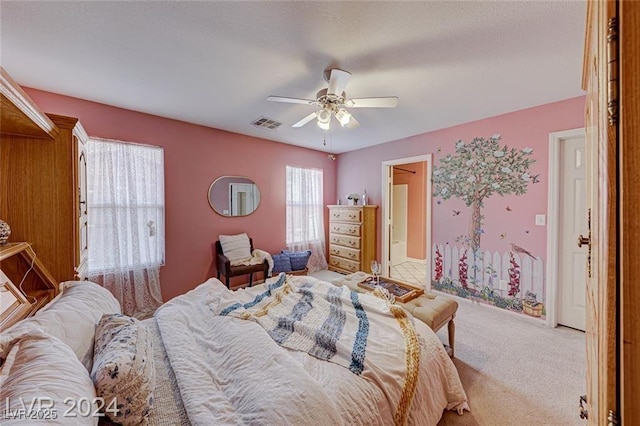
332;271;458;357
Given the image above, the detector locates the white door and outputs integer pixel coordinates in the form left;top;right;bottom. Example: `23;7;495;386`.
229;183;256;216
391;184;408;267
558;134;587;330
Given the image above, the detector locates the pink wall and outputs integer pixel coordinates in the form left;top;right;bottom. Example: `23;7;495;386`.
25;88;337;301
337;96;585;303
393;162;426;259
23;86;584;308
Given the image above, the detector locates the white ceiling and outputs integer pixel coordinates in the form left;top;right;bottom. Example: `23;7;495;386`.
1;1;586;154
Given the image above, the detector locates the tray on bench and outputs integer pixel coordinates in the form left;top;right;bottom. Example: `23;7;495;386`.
357;276;424;303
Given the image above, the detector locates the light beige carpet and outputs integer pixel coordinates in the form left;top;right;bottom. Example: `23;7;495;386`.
436;296;585;426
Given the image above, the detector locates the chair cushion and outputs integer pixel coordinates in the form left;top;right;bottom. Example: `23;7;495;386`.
219;233;252;263
281;250;311;271
272;253;293;273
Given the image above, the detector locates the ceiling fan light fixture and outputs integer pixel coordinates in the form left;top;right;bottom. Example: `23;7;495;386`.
317;118;331;130
316;109;331;123
335;108;352;126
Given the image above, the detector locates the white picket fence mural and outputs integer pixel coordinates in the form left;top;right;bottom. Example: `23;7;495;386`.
431;244;545;302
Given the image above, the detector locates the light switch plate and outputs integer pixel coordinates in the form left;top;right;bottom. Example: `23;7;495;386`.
535;214;546;226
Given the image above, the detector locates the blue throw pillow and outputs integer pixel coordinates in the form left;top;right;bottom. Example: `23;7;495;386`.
272;253;292;273
282;250;311;271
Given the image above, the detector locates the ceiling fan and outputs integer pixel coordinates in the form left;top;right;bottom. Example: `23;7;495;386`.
267;69;398;130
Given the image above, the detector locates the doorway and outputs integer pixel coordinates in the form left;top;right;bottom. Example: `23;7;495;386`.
546;128;586;330
381;155;432;288
230;183;257;216
391;184;408;266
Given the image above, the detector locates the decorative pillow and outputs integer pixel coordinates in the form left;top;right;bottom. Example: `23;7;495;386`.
282;250;312;271
2;281;121;372
272;253;293;273
0;329;99;425
219;233;252;264
91;313;155;426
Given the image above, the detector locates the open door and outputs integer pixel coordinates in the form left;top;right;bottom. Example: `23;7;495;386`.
381;155;432;287
582;1;617;423
383;163;394;277
583;1;640;424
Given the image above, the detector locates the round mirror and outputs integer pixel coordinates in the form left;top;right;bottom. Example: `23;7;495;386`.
208;176;261;217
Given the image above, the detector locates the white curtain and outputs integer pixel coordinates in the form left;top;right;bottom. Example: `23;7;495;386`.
286;165;328;272
86;138;165;319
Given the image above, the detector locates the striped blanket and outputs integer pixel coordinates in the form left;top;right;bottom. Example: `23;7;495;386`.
215;273;422;425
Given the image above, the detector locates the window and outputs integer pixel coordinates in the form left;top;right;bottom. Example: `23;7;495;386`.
285;165;328;272
86;139;165;273
286;166;324;245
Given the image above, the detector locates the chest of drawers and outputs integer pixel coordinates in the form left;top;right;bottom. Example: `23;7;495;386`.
327;205;377;274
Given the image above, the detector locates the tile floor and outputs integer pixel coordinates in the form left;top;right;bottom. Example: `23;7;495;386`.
390;260;427;287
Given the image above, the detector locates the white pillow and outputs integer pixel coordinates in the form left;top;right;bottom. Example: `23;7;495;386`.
91;313;155;426
0;329;98;425
219;233;252;263
2;281;121;372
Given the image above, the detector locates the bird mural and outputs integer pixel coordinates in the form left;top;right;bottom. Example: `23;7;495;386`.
510;243;536;259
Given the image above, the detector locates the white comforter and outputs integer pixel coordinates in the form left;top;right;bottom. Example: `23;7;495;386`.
155;276;468;425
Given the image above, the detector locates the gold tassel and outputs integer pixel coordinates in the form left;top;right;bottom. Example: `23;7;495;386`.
373;287;420;425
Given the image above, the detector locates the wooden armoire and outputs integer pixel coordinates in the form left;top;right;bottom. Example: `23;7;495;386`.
582;1;639;424
0;67;89;285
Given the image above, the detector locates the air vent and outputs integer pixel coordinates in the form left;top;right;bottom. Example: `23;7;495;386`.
251;116;282;130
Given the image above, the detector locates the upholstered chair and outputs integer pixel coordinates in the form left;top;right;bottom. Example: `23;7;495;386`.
213;238;268;288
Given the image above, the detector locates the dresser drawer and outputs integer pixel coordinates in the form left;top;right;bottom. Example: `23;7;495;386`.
330;208;362;223
329;234;361;249
330;222;361;236
329;256;360;273
329;244;361;262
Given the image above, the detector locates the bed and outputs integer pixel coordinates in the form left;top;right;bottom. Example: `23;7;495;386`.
0;273;468;425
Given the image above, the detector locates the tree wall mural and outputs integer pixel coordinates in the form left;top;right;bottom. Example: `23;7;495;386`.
432;134;536;252
431;134;544;318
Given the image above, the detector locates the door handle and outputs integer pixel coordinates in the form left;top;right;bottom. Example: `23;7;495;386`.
577;209;592;278
579;395;588;420
577;235;590;247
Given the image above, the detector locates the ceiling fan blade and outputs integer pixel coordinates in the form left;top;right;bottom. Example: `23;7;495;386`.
345;115;360;129
267;96;317;105
347;97;399;108
292;112;317;128
327;69;351;96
